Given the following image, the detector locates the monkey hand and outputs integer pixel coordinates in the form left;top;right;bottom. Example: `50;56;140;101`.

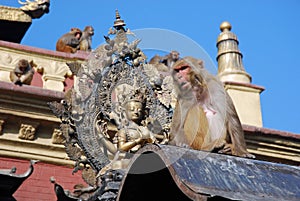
217;143;233;155
14;79;23;86
241;153;256;159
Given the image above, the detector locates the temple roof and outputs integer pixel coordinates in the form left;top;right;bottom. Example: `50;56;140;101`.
117;144;300;201
0;160;37;200
0;1;50;43
0;5;32;43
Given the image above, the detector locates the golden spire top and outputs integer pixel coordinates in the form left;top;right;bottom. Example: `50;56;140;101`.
115;9;121;19
220;21;232;32
216;21;251;83
113;9;126;28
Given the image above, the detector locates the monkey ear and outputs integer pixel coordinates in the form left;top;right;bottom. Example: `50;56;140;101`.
198;59;204;68
29;60;37;68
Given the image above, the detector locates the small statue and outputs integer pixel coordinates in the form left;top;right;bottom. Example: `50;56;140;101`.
95;87;160;175
18;0;50;19
97;87;158;155
116;97;156;153
10;59;35;86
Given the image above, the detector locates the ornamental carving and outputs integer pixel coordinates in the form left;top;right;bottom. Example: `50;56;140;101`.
49;10;175;200
0;119;5;135
0;6;31;22
18;123;38;140
51;128;65;144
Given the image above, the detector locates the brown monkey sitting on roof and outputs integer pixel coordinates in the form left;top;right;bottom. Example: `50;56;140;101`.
169;56;254;158
56;28;82;53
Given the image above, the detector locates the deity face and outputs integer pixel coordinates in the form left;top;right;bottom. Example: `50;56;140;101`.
125;100;144;123
173;65;192;90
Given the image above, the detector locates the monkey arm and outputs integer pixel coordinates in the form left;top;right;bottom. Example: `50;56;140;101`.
169;101;182;144
9;71;20;83
19;68;34;84
68;38;80;48
225;93;255;158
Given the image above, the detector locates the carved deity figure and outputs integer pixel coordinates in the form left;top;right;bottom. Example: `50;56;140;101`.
95;86;161;174
116;98;156;153
49;10;173;191
97;86;157;156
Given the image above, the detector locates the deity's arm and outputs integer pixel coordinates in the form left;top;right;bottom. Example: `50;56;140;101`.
117;129;143;152
99;135;118;154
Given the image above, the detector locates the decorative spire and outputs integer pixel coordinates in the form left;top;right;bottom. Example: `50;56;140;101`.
216;21;251;83
113;9;126;29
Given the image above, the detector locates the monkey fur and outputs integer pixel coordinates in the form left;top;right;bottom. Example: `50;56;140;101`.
170;56;254;158
79;26;94;51
149;50;180;72
56;28;82;53
10;59;35;86
161;50;180;68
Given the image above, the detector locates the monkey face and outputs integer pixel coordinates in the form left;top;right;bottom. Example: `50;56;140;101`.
173;65;192;90
88;27;94;36
170;51;179;60
71;28;82;39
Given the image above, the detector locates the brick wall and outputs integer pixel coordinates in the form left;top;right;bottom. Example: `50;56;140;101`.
0;157;86;201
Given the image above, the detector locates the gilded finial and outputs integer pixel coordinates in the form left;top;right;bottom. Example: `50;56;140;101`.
115;9;121;19
220;21;232;32
114;9;126;28
216;21;251;83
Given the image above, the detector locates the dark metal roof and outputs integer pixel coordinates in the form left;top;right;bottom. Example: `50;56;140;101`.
0;160;37;201
0;19;31;43
117;144;300;201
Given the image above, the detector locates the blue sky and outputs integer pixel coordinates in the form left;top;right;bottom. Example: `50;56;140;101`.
2;0;300;134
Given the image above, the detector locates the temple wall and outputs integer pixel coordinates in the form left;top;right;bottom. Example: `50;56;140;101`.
0;157;85;201
0;40;89;91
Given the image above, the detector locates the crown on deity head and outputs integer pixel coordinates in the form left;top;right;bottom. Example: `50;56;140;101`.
122;88;147;106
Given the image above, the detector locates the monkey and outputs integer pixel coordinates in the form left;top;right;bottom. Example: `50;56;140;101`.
10;59;35;86
56;28;82;53
161;50;180;68
149;50;180;74
169;56;254;158
79;26;94;52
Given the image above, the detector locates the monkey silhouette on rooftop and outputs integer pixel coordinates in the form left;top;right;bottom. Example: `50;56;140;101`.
149;50;180;74
56;28;82;53
170;56;254;158
161;50;180;68
79;26;94;52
